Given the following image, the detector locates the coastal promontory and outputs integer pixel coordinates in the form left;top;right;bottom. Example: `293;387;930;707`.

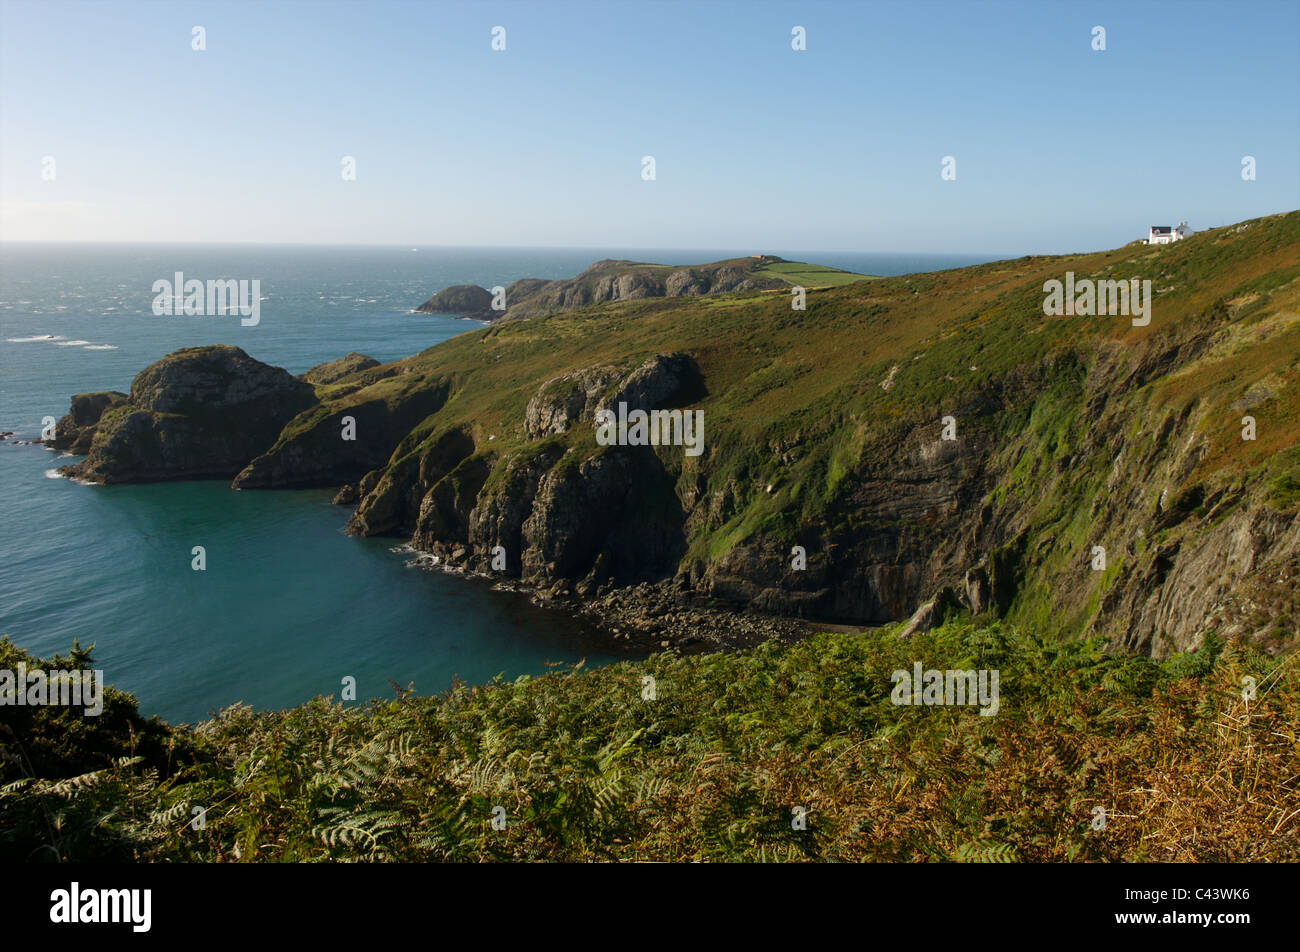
46;217;1300;658
54;345;315;483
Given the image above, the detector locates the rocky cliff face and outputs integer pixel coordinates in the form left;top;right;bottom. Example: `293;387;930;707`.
521;354;703;440
48;391;130;453
52;218;1300;657
523;366;622;439
685;323;1300;658
58;346;316;483
344;354;700;588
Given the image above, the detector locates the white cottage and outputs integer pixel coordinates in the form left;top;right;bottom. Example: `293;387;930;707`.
1146;221;1193;245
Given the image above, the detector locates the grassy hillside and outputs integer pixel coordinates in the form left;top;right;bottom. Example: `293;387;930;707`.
304;210;1299;655
2;626;1294;862
389;213;1297;506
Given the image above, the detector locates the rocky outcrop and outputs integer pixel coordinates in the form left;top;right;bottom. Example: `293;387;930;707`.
523;367;622;439
58;346;316;484
458;444;565;570
964;566;992;614
301;352;380;386
515;448;685;585
607;354;702;413
521;354;702;440
345;425;480;537
404;441;686;591
1107;497;1300;657
898;587;963;638
416;284;495;318
412;449;493;548
46;391;130;453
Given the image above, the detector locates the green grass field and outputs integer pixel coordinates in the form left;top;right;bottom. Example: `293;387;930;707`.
754;261;877;287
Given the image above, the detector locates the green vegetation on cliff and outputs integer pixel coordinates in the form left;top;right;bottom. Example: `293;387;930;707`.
51;212;1300;658
349;211;1300;655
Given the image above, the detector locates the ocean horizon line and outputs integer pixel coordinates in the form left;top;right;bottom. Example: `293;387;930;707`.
0;238;1023;259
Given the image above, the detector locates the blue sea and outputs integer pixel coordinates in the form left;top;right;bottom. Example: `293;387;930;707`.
0;243;1000;723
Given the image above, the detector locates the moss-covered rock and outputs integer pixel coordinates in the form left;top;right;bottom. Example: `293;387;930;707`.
59;345;316;484
45;391;130;453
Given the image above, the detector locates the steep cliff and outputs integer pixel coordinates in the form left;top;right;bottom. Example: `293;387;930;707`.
391;213;1300;655
53;214;1300;656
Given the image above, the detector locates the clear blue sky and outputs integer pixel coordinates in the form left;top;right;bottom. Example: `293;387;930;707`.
1;0;1296;253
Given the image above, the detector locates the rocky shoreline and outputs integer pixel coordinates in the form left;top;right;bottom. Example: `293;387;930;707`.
398;545;813;655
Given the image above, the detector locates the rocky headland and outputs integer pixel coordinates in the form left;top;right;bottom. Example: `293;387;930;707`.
47;214;1300;658
415;255;859;322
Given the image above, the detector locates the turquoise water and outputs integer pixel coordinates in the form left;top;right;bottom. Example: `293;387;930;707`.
0;244;998;723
